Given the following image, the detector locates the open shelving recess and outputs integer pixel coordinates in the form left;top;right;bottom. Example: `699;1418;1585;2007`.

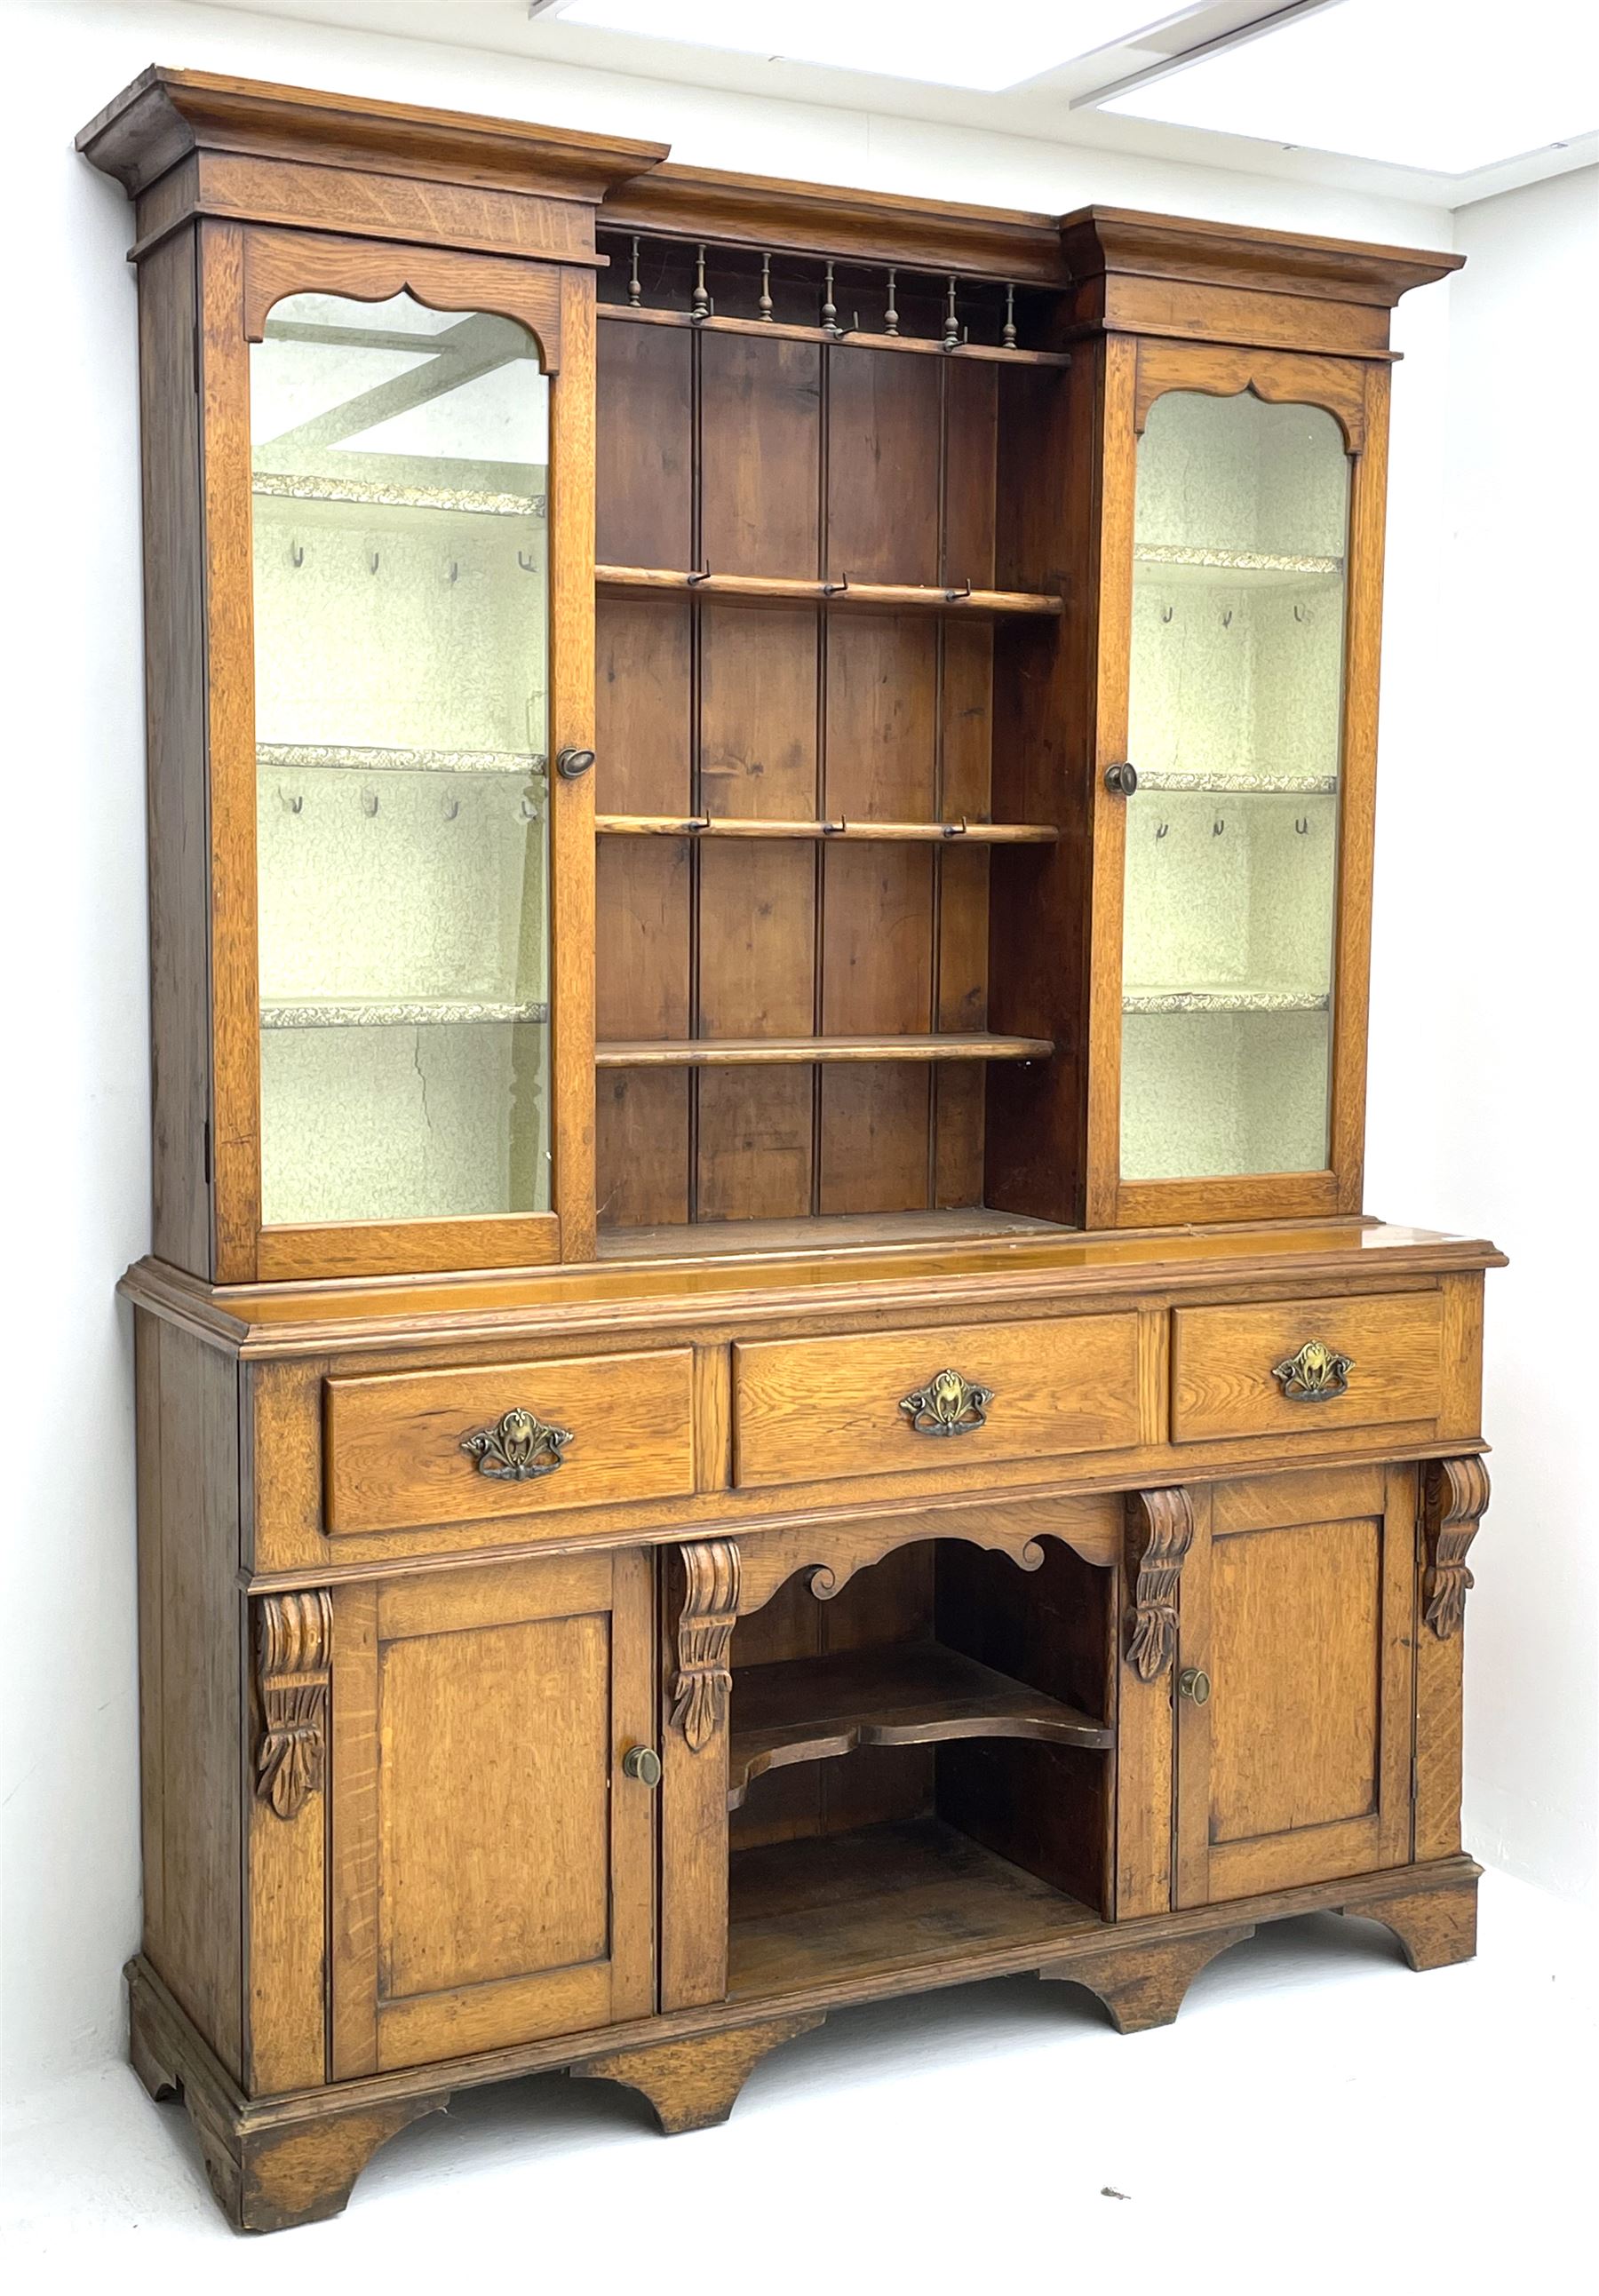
725;1539;1114;1996
593;227;1081;1239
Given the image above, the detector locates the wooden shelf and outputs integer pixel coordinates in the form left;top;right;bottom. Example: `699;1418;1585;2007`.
1134;544;1341;591
1123;988;1329;1015
1134;773;1337;797
261;997;549;1029
595;814;1057;843
596;564;1062;617
595;1033;1052;1069
595;1207;1070;1260
728;1643;1112;1812
597;302;1073;368
728;1818;1103;2002
259;741;545;778
252;473;545;518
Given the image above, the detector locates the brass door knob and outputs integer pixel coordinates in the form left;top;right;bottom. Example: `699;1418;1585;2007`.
556;746;597;778
1178;1666;1212;1705
1104;762;1139;796
622;1744;662;1787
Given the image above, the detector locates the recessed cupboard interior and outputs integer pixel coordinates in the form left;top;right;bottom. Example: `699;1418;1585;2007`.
726;1542;1115;1995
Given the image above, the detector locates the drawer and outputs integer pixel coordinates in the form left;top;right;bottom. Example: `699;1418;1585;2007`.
323;1349;696;1536
733;1315;1142;1490
1171;1292;1444;1445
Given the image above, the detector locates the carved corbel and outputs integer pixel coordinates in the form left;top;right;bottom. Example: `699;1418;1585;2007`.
1124;1489;1194;1682
253;1592;333;1818
669;1540;741;1752
1422;1458;1490;1641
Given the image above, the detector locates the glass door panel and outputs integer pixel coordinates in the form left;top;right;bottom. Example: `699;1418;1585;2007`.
1120;390;1348;1182
249;291;551;1227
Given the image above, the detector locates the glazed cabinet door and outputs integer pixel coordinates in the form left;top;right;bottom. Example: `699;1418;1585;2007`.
1087;339;1388;1228
1174;1466;1414;1906
330;1548;655;2077
198;223;597;1283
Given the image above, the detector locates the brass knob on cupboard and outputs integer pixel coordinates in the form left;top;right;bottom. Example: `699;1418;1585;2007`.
1178;1667;1211;1705
1104;762;1138;796
556;746;597;779
622;1744;662;1787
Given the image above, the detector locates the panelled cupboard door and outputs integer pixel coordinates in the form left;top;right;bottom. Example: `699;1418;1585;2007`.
1174;1466;1414;1907
330;1550;655;2077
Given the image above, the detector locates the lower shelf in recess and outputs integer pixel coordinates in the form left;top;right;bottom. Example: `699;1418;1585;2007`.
728;1818;1103;2001
728;1644;1113;1811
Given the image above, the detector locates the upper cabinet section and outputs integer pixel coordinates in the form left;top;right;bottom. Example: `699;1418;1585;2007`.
83;72;1460;1278
80;69;665;1284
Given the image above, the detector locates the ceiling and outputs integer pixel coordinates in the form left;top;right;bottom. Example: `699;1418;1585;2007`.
186;0;1598;209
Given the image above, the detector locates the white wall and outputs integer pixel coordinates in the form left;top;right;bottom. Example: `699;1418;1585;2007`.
1365;163;1599;1904
0;0;1579;2114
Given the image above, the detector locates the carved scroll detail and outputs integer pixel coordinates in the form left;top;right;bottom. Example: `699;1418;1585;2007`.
1422;1457;1490;1641
253;1592;333;1819
1124;1489;1194;1683
670;1540;742;1752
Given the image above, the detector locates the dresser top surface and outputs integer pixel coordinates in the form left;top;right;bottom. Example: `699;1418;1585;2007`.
120;1216;1506;1361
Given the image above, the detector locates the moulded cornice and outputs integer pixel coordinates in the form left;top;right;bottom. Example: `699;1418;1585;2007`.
76;65;671;207
600;161;1070;283
1057;204;1461;311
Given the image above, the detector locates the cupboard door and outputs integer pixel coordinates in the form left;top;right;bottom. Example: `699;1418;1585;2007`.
203;226;597;1282
1174;1466;1413;1906
1086;338;1387;1228
330;1549;655;2076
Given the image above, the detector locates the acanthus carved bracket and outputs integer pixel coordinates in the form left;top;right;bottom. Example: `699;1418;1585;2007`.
1124;1488;1195;1683
1422;1457;1490;1641
670;1540;741;1752
253;1591;333;1819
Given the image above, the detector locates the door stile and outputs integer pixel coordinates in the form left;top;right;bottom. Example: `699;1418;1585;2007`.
198;217;264;1283
1173;1485;1214;1911
1082;333;1139;1231
1325;361;1392;1214
549;264;600;1260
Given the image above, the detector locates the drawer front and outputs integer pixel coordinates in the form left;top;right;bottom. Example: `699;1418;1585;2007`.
733;1315;1142;1490
1171;1292;1444;1445
324;1349;696;1536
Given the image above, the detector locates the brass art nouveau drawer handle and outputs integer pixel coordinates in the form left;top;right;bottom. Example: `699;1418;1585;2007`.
1270;1339;1354;1402
460;1407;573;1480
899;1368;994;1437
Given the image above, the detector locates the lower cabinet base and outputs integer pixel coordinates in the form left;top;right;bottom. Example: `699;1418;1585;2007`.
128;1855;1480;2234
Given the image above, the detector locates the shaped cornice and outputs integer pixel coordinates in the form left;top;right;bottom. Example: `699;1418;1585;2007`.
77;65;670;206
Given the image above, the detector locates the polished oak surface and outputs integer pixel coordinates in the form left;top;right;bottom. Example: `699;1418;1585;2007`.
88;66;1493;2236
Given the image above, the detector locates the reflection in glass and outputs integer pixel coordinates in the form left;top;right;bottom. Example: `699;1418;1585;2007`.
1120;391;1348;1181
250;293;551;1226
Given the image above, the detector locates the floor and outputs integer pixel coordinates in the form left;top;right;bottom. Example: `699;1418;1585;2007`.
4;1871;1592;2293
